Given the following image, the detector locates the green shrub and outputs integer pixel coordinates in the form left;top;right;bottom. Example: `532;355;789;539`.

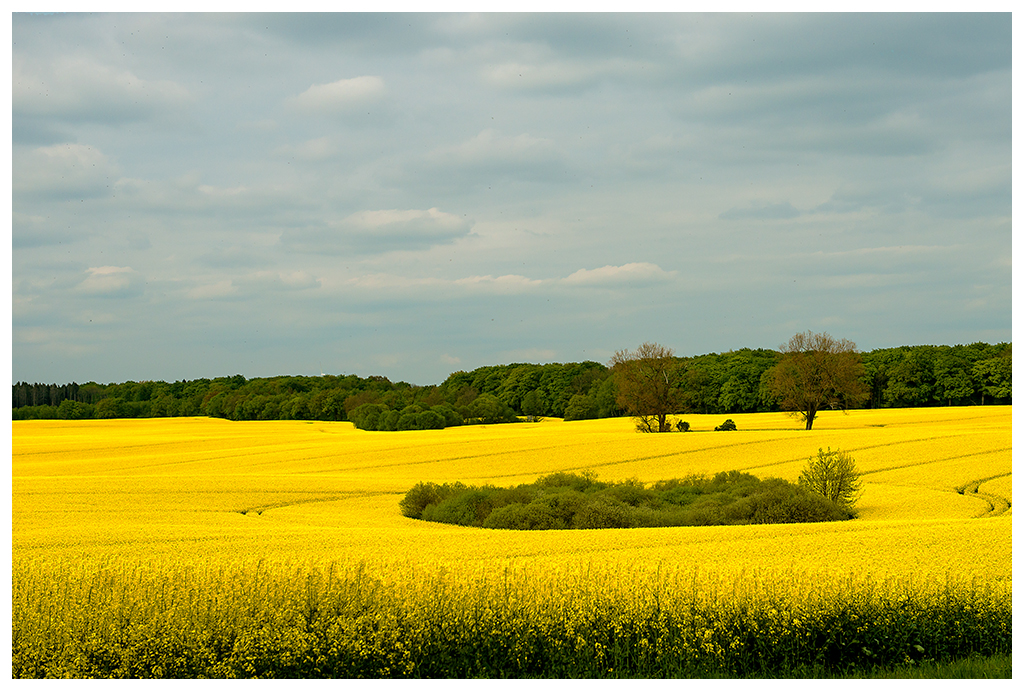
535;471;605;493
715;419;737;431
401;470;856;531
601;479;654;507
422;489;495;527
535;490;588;526
749;479;851;523
572;496;631;529
799;447;863;510
482;502;562;530
399;482;467;519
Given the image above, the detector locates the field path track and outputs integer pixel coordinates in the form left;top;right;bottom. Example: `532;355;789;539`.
955;473;1011;517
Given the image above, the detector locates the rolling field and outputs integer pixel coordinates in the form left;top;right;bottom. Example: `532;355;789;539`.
11;406;1012;677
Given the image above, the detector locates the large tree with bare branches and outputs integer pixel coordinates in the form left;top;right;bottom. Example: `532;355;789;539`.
610;342;679;432
767;331;869;430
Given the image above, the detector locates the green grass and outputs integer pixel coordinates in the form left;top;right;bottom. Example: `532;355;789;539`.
863;653;1012;679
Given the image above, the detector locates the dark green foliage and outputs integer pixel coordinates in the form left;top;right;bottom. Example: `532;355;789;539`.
399;482;467;519
715;419;737;431
748;478;855;523
422;489;496;526
562;393;597;421
520;389;546;418
482;502;562;530
403;471;853;530
466;393;518;424
11;342;1011;422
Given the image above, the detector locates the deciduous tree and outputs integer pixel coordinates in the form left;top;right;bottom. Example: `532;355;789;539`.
799;447;862;511
767;331;869;430
610;342;679;432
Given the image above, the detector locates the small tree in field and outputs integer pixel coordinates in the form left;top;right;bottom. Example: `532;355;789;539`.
767;331;869;430
610;342;679;432
799;447;862;511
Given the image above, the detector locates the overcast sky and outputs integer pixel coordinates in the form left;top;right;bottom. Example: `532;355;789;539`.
10;12;1011;386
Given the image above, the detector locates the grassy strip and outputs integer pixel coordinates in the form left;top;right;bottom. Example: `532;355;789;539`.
13;559;1010;679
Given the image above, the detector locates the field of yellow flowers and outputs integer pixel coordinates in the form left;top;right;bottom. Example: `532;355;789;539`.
11;406;1012;677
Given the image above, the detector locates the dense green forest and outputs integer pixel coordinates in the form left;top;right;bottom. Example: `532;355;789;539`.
11;342;1011;426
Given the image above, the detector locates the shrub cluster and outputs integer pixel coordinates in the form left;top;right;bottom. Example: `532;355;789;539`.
401;471;853;529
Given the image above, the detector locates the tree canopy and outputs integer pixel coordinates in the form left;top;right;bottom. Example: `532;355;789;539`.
767;331;870;430
610;342;679;432
12;340;1010;425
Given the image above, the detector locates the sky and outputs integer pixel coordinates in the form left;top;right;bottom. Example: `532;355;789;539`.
9;11;1012;387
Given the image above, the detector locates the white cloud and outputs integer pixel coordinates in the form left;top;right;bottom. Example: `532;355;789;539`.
719;201;802;221
274;136;340;161
281;207;472;254
187;280;237;300
482;57;652;91
562;263;675;287
236;270;321;292
454;274;546;294
288;76;385;113
14;143;119;199
76;266;143;298
434;129;558;168
13;55;191;123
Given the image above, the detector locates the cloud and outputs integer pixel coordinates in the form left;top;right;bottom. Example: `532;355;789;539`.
13;55;192;125
335;264;675;302
416;129;570;184
337;272;546;299
12;213;83;249
187;280;237;300
445;129;553;164
562;263;675;287
719;201;802;220
273;136;341;161
454;274;546;294
236;270;321;292
76;266;144;298
14;143;119;199
281;207;472;255
482;57;652;91
185;271;321;301
288;76;385;114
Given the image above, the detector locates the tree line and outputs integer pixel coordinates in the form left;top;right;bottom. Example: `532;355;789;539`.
11;340;1011;424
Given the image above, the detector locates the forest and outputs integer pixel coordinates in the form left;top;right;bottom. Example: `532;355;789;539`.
11;342;1011;426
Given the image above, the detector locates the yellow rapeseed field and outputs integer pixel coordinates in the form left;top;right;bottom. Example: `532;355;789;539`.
11;406;1012;677
12;406;1011;577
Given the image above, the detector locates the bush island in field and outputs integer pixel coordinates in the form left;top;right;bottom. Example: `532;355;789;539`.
401;471;854;529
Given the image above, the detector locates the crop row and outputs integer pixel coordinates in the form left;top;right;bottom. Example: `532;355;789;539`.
12;558;1011;678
